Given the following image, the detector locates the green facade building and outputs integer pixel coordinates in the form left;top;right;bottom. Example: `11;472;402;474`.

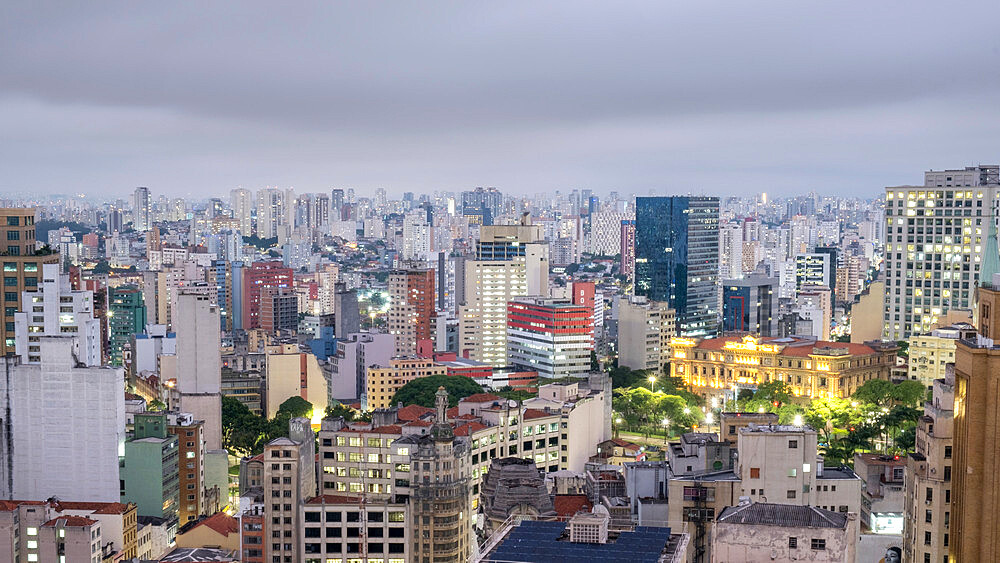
108;284;146;366
121;413;180;530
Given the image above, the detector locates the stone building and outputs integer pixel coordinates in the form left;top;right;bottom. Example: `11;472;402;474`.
479;457;556;533
713;502;858;562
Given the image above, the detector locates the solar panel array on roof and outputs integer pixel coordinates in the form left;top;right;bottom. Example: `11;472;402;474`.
487;521;672;563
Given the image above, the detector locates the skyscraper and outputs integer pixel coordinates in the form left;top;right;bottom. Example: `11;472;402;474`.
883;165;1000;340
722;275;777;336
387;269;436;356
174;290;222;450
230;187;253;235
620;219;636;280
635;196;720;337
133;186;151;232
0;207;60;356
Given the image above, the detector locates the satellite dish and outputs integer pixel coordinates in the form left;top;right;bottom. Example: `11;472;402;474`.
508;399;518;408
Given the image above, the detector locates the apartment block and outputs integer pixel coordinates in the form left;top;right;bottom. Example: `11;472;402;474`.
616;296;675;371
301;496;409;563
364;358;446;411
883;165;1000;340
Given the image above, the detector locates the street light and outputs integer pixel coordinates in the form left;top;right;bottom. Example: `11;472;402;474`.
662;418;670;443
793;414;803;427
648;375;657;392
683;407;691;415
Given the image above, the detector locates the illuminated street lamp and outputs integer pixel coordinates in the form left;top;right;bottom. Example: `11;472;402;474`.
648;375;657;392
793;414;804;427
662;418;670;443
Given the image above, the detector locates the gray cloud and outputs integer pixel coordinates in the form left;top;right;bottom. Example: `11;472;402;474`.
3;1;1000;198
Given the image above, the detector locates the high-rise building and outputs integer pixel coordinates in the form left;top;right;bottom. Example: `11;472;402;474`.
255;188;283;238
121;413;180;524
903;369;954;563
0;207;59;356
883;165;1000;340
461;187;502;225
619;219;636;280
13;263;102;366
507;297;593;378
133;186;151;232
108;284;147;367
174;291;223;451
616;296;675;371
241;262;294;329
949;237;1000;561
721;275;777;336
718;222;744;280
387;269;436;356
0;337;125;503
230;187;253;235
167;416;208;525
794;253;834;290
409;388;472;563
259;287;298;334
460;217;548;365
635;196;719;337
262;418;316;563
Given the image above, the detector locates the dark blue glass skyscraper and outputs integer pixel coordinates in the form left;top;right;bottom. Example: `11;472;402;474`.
635;196;720;337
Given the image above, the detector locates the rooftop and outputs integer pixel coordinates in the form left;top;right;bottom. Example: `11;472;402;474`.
486;520;678;563
717;502;848;529
179;512;239;538
693;335;878;357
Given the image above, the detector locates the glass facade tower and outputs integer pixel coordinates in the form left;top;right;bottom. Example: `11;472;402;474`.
635;196;720;337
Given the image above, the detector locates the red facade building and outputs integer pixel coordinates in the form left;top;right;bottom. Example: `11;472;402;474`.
242;262;294;329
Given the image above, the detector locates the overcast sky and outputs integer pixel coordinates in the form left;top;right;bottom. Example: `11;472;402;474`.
3;1;1000;200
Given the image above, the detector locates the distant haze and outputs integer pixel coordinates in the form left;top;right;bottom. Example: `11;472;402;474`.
2;1;1000;198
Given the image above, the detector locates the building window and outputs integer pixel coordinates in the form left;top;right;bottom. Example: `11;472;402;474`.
787;490;796;499
750;468;760;479
788;537;797;548
811;539;826;550
925;531;931;545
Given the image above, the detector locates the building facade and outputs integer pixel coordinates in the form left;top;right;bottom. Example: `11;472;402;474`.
721;275;777;336
669;334;897;401
506;297;593;378
883;165;1000;340
634;196;719;337
616;296;675;371
387;269;436;357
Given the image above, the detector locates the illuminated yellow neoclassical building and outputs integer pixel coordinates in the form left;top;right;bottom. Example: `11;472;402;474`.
669;335;898;400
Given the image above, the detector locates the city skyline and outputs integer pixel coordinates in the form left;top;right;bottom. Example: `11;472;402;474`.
4;2;1000;198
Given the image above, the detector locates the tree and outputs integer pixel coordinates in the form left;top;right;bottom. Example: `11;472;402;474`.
93;261;111;275
222;396;264;457
590;350;600;371
325;403;358;421
391;375;484;408
754;381;792;407
852;380;896;406
147;398;166;412
277;396;314;419
891;380;926;408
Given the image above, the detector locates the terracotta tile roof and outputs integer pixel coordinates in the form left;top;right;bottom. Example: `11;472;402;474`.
553;495;592;517
605;438;640;451
404;419;432;427
460;393;502;404
186;512;239;538
396;404;434;421
446;406;459;418
43;515;97;527
454;422;488;436
453;413;479;421
54;501;131;515
0;500;44;512
523;408;555;420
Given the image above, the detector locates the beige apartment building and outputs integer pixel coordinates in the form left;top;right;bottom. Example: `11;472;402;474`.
0;208;59;357
262;419;316;563
616;296;675;371
904;367;954;563
907;323;975;388
365;357;447;410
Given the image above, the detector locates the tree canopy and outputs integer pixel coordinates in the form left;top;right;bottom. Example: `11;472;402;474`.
391;375;484;408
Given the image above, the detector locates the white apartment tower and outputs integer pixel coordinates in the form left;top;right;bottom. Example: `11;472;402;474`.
0;337;125;502
13;263;102;366
174;290;223;450
230;187;253;235
883;165;1000;339
133;186;151;232
255;187;283;238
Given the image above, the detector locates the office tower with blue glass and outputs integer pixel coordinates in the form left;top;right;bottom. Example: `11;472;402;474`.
722;275;777;336
635;196;720;337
